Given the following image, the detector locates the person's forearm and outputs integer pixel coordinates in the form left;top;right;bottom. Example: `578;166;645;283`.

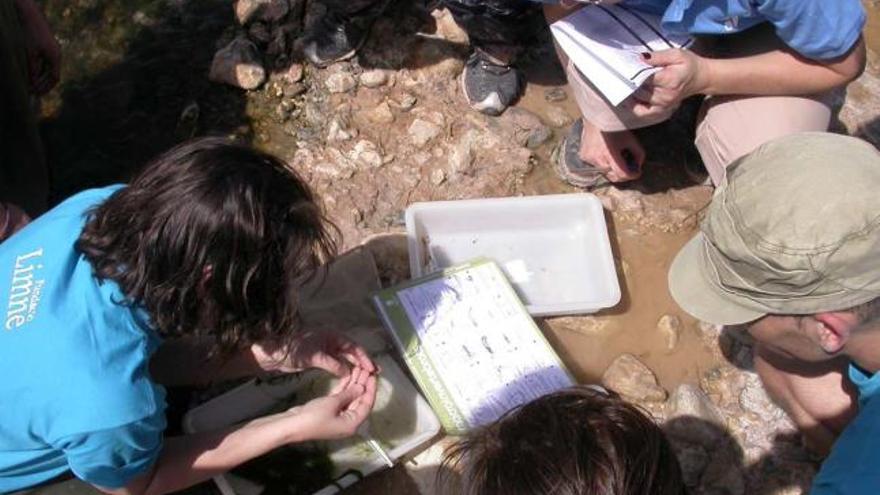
700;38;866;96
105;411;308;495
143;413;305;495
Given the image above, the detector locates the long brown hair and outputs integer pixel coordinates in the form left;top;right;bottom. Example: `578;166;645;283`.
76;137;337;354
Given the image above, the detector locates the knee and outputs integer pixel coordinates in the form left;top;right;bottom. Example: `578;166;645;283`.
543;4;572;24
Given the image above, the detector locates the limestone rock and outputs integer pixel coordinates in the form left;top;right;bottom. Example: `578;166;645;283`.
701;366;745;412
235;0;289;24
326;119;354;142
359;69;389;88
392;92;418;111
366;102;395;124
601;354;667;403
739;372;784;420
326;72;357;93
433;8;469;44
497;107;551;148
657;314;682;352
284;63;304;83
282;82;306;98
319;148;356;179
430;168;446;185
837;64;880;146
544;105;573;128
544;87;568;102
408;118;442;147
290;148;315;171
548;316;610;336
209;38;266;90
349;140;383;168
448;130;477;178
665;384;725;447
601;187;644;213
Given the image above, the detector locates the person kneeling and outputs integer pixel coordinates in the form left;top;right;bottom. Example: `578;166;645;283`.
0;137;377;495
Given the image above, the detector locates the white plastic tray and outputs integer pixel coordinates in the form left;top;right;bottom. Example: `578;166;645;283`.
406;193;620;316
183;353;441;495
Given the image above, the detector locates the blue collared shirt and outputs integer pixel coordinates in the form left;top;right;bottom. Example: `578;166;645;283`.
548;0;865;60
810;364;880;493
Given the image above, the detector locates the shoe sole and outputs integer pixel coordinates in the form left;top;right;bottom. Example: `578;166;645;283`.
551;136;609;190
304;43;359;67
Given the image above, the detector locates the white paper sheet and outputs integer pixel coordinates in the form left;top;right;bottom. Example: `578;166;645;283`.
550;5;692;106
396;262;573;428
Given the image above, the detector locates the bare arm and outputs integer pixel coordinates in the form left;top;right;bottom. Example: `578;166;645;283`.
98;368;376;495
633;37;866;115
700;37;866;96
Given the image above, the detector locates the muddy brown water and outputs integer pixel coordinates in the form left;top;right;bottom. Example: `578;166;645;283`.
503;49;717;390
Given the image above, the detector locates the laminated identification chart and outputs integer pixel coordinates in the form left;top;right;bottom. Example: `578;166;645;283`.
378;259;573;431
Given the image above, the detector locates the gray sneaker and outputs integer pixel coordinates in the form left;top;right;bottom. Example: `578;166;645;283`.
460;51;522;116
552;119;609;189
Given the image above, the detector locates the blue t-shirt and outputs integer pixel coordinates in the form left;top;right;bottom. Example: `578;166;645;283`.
810;364;880;493
0;186;166;492
616;0;865;60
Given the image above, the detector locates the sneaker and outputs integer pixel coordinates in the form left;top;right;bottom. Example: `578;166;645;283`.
552;119;609;189
302;1;389;67
460;50;523;116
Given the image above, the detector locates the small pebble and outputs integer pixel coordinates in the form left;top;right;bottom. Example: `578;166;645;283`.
544;87;568;102
359;69;389;88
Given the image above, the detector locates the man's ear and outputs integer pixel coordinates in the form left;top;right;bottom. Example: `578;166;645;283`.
812;312;858;354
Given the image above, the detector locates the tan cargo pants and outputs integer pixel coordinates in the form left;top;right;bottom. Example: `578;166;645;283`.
562;22;834;185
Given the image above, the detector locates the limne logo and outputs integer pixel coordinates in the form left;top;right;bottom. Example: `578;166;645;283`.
5;248;46;330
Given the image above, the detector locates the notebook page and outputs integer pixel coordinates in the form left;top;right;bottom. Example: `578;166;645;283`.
551;4;692;105
395;262;573;428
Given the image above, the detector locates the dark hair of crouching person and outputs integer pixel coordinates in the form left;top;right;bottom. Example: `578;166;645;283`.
439;386;686;495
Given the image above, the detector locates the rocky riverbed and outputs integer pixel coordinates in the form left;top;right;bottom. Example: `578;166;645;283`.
35;0;880;494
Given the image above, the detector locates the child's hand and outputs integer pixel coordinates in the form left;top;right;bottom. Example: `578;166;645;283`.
254;331;376;377
283;366;378;441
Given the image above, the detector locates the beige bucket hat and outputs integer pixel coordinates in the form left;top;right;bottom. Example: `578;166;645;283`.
668;132;880;325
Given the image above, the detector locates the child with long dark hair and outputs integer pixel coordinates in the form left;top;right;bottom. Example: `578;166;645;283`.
0;137;377;494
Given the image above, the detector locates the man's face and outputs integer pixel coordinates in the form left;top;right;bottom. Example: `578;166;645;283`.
747;315;841;362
